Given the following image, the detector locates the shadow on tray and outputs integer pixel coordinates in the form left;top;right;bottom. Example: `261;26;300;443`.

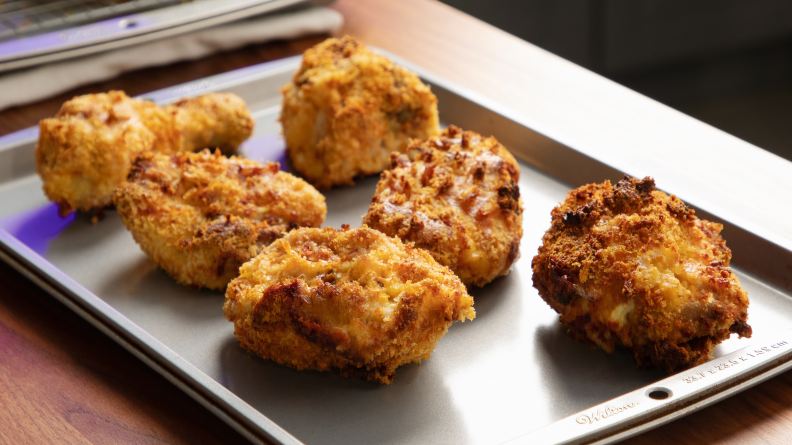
218;335;470;445
533;323;666;420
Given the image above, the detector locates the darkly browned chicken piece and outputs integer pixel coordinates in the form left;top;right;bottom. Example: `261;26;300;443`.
364;125;523;287
532;176;751;372
223;226;475;384
114;150;325;290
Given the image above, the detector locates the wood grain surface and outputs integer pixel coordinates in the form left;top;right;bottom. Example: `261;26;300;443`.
0;259;250;445
1;0;791;443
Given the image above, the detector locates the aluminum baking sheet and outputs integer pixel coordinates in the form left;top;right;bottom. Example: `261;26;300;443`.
1;54;792;445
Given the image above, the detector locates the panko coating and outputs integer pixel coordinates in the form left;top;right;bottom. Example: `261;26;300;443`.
223;226;475;384
280;35;440;189
168;93;255;154
363;126;523;287
114;150;325;290
532;176;751;372
36;91;254;215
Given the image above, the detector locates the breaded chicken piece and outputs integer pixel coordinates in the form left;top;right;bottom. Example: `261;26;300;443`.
36;91;254;215
223;226;475;384
363;126;523;287
532;176;751;372
168;93;254;154
114;150;325;290
280;36;440;189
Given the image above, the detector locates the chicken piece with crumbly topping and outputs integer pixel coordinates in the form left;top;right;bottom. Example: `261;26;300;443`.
168;93;254;154
363;125;523;287
113;150;325;290
532;175;751;372
36;91;254;215
280;35;440;189
223;226;475;384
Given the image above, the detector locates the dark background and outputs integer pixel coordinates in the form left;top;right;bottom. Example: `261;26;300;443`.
441;0;792;161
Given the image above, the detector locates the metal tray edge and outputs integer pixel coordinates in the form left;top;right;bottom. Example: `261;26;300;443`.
0;228;301;445
505;330;792;444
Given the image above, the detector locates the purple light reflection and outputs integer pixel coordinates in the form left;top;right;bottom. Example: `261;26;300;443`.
0;14;154;60
0;203;75;256
0;135;287;255
240;133;288;169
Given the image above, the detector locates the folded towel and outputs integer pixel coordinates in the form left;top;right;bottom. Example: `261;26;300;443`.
0;6;343;111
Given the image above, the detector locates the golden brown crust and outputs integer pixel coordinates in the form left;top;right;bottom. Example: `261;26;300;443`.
363;125;523;287
280;36;440;189
35;91;254;214
531;176;751;372
113;150;326;290
223;226;475;384
168;93;254;154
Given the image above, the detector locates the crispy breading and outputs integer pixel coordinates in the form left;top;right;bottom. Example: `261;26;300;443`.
36;91;254;214
363;126;523;287
168;93;254;154
113;150;325;290
531;176;751;372
223;226;475;384
280;36;440;189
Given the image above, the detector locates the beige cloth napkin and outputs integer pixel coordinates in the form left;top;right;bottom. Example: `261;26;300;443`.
0;7;343;111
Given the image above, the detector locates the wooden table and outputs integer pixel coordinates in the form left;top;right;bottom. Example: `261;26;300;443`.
2;0;791;443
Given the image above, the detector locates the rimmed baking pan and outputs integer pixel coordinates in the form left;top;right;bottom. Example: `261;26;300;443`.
1;53;791;444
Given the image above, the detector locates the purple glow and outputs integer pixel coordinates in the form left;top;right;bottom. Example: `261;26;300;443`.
0;14;154;61
240;133;288;169
0;203;75;256
0;126;39;147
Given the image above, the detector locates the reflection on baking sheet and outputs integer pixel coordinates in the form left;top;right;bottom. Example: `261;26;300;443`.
239;133;288;168
0;202;75;255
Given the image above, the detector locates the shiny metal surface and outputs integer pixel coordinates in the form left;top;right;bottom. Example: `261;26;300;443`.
1;56;791;444
510;330;792;444
0;0;185;42
0;0;332;73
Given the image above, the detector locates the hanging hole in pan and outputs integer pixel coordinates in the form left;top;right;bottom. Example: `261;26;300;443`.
646;387;673;400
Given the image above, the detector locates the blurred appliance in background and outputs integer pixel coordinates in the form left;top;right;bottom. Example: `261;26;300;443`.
0;0;332;73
